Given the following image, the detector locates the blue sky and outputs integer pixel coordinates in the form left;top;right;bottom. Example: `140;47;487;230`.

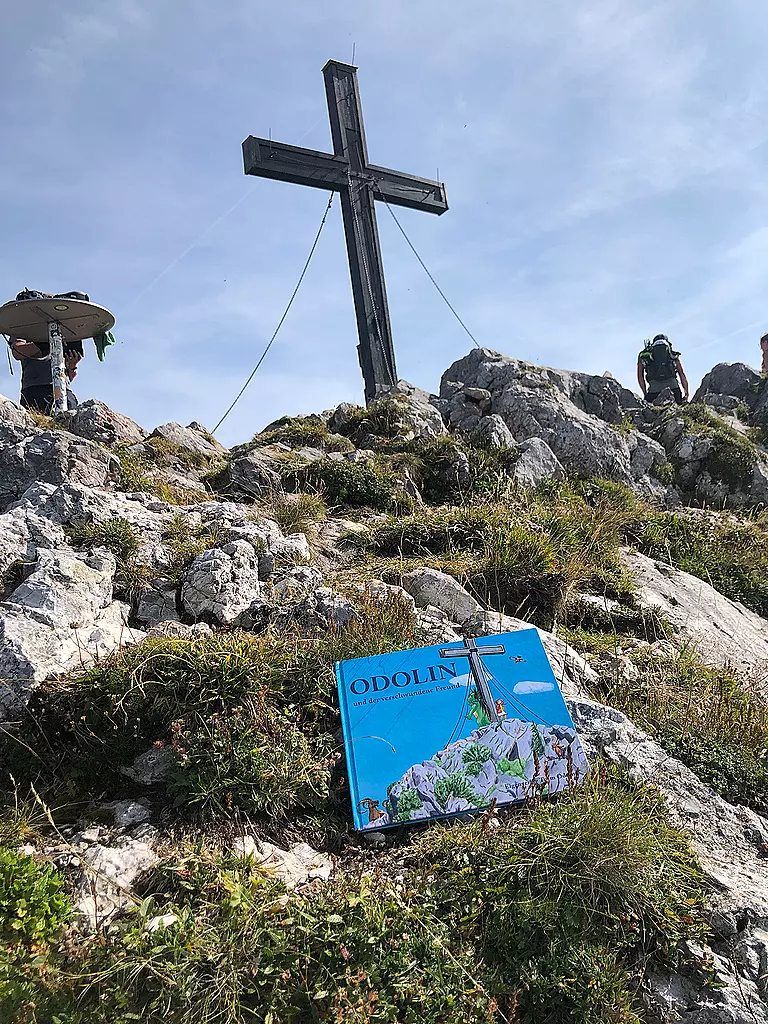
3;1;768;444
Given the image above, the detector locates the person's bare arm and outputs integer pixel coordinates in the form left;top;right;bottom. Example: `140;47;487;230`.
65;347;82;381
636;359;647;397
676;359;689;401
8;339;42;360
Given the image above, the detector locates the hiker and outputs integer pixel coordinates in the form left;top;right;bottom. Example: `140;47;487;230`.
637;335;689;405
760;333;768;375
6;336;82;413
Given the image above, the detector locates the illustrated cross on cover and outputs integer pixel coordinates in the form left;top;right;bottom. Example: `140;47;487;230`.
439;636;506;726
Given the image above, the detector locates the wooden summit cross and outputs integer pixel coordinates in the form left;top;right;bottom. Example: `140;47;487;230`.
242;60;449;403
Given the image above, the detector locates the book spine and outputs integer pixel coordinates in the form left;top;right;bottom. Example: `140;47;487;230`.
335;661;363;831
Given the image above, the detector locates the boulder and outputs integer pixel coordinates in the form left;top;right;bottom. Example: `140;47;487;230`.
180;540;262;625
377;381;447;439
59;399;147;446
401;568;482;624
0;393;38;445
4;547;116;628
295;587;358;628
227;451;281;496
470;413;516;448
0;600;145;712
150;422;226;457
693;362;763;409
136;579;180;627
623;548;768;676
511;437;565;488
0;432;119;510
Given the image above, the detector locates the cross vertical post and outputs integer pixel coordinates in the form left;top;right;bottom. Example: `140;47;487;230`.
323;61;396;402
48;321;68;414
242;59;448;404
439;637;507;725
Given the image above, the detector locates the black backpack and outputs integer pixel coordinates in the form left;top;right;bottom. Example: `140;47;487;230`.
15;289;90;302
641;340;678;383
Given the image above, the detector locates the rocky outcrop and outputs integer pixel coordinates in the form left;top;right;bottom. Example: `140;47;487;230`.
439;348;668;494
623;548;768;676
400;567;482;624
60;399;147;446
149;421;226;457
0;431;119;509
571;696;768;1024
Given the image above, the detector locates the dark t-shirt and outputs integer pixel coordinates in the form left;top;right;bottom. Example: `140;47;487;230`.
12;340;83;390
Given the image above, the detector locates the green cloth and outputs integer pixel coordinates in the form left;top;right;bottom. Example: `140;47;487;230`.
93;330;116;362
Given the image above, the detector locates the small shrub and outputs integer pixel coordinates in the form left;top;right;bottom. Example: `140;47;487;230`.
287;456;412;512
461;743;493;776
246;415;354;453
433;772;481;808
67;518;141;562
264;491;328;537
0;848;70;947
679;404;757;491
392;786;424;823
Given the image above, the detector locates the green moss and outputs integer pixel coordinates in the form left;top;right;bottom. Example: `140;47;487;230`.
244;415;355;454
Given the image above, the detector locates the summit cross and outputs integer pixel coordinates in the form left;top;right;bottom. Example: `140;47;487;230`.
242;59;449;403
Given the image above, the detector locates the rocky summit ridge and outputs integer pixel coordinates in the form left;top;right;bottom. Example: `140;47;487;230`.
4;351;768;1021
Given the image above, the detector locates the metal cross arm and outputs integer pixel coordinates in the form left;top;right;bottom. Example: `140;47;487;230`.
243;137;448;215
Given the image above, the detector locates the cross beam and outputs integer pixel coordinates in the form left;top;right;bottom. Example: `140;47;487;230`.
439;637;507;726
242;60;448;403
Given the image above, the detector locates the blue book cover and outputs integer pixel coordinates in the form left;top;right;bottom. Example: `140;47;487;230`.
336;629;589;831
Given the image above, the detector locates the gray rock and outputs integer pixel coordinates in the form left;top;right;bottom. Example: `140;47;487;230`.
150;422;226;457
693;362;763;408
0;431;119;510
471;413;516;448
121;745;176;785
227;451;281;497
361;579;417;614
296;587;358;628
181;540;262;626
401;568;482;624
4;547;115;628
569;695;768;1024
511;437;565;488
232;837;333;888
624;548;768;676
270;532;311;564
0;393;38;445
59;399;147;446
271;566;324;601
136;579;180;627
74;836;159;930
376;381;447;439
100;800;152;827
0;601;145;712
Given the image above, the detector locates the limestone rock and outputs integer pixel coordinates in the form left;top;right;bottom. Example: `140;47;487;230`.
361;579;417;614
440;349;668;491
180;540;262;625
0;431;119;510
59;399;147;446
4;547;116;628
150;421;226;456
693;362;763;408
511;437;565;488
227;451;281;496
377;381;447;439
570;696;768;1023
471;413;516;448
271;532;311;564
0;600;145;713
233;836;333;889
271;566;324;601
75;836;159;930
401;568;482;624
121;745;176;785
295;587;358;628
0;393;38;445
136;579;180;627
623;548;768;675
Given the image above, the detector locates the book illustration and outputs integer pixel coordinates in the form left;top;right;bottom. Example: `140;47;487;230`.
336;628;589;831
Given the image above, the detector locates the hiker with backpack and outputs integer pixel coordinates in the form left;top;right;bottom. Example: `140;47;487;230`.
637;335;689;405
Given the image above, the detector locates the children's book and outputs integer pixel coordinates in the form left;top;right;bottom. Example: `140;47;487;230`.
336;628;589;831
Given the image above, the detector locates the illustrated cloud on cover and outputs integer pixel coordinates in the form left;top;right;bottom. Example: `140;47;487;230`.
513;680;555;694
